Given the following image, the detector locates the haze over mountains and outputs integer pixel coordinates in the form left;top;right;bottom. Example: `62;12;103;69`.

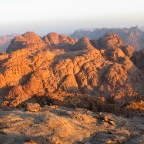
140;26;144;32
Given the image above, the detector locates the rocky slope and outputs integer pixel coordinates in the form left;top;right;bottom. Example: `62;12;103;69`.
71;26;144;51
0;32;143;117
0;34;18;53
0;106;143;144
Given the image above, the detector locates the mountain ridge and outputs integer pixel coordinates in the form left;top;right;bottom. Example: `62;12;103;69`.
70;26;144;51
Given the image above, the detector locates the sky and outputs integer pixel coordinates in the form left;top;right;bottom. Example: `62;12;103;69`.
0;0;144;36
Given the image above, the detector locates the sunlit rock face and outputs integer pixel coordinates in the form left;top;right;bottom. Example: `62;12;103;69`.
0;32;143;117
43;32;78;53
6;32;46;53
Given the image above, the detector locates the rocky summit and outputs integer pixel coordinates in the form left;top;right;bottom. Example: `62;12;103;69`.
6;32;46;53
0;31;144;143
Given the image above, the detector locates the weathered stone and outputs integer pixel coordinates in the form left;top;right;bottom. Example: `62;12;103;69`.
0;107;143;144
25;103;41;112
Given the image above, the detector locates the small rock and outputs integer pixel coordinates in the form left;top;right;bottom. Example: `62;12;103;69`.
23;140;38;144
84;142;91;144
106;139;116;144
109;120;115;126
25;103;41;112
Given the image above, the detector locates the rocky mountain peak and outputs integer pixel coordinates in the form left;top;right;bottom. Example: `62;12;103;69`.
43;32;77;50
6;32;46;53
21;31;42;42
42;32;78;54
71;37;95;51
98;33;124;49
44;32;59;45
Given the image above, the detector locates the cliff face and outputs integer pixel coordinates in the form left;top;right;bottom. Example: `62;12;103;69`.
0;32;143;116
70;26;144;51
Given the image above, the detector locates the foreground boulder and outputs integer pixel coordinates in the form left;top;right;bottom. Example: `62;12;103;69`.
25;103;41;112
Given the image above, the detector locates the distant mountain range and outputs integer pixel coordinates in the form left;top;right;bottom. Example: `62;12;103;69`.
0;34;19;53
1;26;144;53
70;26;144;51
140;26;144;32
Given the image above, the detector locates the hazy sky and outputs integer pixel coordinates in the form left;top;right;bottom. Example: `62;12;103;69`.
0;0;144;35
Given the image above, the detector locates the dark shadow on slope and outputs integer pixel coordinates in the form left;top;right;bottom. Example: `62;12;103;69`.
17;89;144;118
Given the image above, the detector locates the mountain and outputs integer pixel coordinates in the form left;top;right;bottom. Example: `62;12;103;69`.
6;32;78;54
0;31;144;144
70;37;95;51
0;34;18;53
139;26;144;32
70;26;144;51
42;32;77;54
6;32;46;53
43;32;77;49
0;32;143;117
